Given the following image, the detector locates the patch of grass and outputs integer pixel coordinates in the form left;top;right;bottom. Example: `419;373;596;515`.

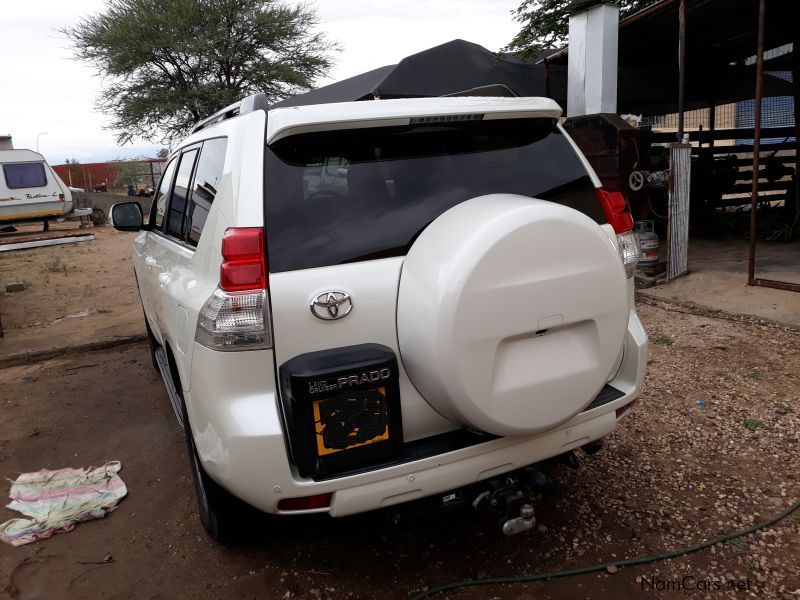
714;371;728;379
647;359;656;366
725;536;746;548
745;371;762;380
42;256;68;273
739;418;764;432
793;515;800;524
653;335;674;346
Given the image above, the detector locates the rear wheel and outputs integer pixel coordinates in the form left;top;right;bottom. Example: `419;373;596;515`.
181;400;255;543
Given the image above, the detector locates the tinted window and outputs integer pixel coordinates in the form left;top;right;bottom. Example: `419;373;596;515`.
184;138;226;246
166;149;198;238
152;159;178;229
265;119;601;272
4;163;47;189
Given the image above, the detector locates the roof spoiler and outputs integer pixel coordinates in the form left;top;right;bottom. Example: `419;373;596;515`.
191;92;268;134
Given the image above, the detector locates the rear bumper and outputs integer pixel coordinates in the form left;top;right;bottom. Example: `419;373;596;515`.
185;308;647;517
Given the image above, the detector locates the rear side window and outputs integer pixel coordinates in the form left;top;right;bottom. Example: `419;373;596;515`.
265;118;601;272
166;148;199;238
152;158;178;229
184;137;226;247
4;163;47;189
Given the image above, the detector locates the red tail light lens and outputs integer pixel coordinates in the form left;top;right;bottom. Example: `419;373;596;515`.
278;493;333;511
596;188;634;233
220;228;266;292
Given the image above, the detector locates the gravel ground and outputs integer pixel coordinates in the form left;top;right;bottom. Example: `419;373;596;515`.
0;301;798;599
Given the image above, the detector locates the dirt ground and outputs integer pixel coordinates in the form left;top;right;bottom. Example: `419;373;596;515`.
0;221;144;360
0;303;798;599
0;221;138;329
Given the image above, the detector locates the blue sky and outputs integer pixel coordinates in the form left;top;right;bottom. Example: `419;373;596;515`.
0;0;520;165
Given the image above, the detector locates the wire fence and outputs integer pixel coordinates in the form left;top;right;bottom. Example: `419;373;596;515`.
642;68;795;145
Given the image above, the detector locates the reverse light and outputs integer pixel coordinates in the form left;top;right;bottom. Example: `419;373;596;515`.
596;188;640;278
195;227;272;351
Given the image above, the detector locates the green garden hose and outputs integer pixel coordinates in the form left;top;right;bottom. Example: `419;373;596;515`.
412;497;800;599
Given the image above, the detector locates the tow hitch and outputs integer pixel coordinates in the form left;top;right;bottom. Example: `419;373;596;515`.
472;477;536;536
471;450;581;536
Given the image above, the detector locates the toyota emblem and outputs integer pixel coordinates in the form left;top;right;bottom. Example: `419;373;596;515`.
310;291;353;320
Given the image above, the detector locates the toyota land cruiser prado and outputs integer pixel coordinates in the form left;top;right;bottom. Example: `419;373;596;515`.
111;93;647;541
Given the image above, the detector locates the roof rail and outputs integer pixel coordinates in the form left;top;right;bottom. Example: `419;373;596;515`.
191;92;268;134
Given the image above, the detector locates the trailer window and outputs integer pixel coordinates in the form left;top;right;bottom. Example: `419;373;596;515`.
3;163;47;189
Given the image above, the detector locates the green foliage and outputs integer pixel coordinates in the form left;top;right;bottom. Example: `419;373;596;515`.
724;536;746;548
739;418;764;432
64;0;336;145
505;0;659;56
653;334;674;346
112;157;149;189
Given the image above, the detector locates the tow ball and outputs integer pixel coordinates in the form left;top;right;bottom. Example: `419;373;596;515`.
472;477;536;536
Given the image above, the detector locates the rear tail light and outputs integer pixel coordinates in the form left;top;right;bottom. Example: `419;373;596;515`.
195;227;272;351
277;493;332;512
596;188;640;278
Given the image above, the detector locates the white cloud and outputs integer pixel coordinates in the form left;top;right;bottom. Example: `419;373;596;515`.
0;0;521;164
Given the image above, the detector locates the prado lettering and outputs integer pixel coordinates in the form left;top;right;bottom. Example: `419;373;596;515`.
307;368;391;395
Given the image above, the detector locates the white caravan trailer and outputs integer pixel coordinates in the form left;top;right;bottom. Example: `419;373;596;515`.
0;149;90;228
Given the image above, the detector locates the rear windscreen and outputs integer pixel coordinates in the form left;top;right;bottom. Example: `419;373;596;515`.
265;118;601;272
3;163;47;189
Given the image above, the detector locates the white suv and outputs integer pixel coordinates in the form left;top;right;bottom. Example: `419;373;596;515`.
111;93;647;541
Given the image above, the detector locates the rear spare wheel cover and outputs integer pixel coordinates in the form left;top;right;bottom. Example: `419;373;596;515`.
397;194;628;436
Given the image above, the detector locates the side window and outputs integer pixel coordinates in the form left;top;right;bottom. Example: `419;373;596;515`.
165;148;199;238
183;138;227;247
3;163;47;189
151;159;178;229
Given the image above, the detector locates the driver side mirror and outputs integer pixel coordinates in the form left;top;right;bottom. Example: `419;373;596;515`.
110;202;148;231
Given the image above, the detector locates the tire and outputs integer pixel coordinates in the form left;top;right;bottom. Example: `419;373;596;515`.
181;400;255;543
91;208;107;226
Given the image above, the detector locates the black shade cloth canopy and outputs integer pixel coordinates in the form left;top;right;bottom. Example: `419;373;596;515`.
273;35;793;116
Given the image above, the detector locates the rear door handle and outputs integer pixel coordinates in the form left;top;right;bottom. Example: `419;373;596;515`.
158;272;170;287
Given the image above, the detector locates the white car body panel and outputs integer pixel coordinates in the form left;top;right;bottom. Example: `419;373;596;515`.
186;303;645;516
267;96;562;143
132;111;265;392
269;258;459;442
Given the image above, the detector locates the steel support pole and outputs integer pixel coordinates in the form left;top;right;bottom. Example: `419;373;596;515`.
747;0;765;284
677;0;686;140
792;32;799;222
